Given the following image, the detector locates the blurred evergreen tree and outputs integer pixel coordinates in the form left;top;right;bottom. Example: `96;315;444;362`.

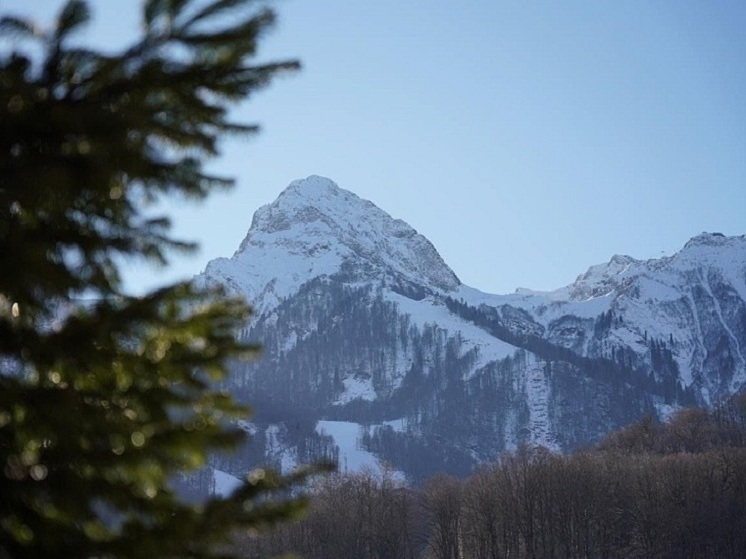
0;1;319;557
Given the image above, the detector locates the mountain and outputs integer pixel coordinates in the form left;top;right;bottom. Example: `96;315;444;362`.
198;176;746;483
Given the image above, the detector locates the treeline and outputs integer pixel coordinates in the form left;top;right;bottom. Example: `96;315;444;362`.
235;394;746;559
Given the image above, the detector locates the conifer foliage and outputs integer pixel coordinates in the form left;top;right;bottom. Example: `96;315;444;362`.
0;1;310;557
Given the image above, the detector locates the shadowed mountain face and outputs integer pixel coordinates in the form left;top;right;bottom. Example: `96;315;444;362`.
198;176;746;483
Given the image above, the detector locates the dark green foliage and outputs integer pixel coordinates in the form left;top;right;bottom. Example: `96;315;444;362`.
0;1;321;558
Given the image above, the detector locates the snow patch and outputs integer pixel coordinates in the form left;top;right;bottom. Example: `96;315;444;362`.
316;420;405;481
317;421;379;474
335;375;377;404
212;469;243;497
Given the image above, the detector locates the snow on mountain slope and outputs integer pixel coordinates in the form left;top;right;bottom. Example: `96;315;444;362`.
560;232;746;397
451;232;746;398
212;469;243;497
200;175;746;403
388;291;520;376
199;176;745;481
316;420;404;481
199;175;460;314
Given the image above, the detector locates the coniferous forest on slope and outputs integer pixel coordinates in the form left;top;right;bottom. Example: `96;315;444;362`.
225;278;711;483
237;393;746;559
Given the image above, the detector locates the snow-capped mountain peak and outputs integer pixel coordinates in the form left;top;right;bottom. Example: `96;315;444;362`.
196;177;745;483
200;176;459;313
566;253;639;300
684;231;733;249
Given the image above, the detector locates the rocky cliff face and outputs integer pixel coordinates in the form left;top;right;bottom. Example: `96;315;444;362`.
198;176;746;483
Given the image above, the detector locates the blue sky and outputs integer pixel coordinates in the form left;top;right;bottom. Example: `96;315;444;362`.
5;1;745;295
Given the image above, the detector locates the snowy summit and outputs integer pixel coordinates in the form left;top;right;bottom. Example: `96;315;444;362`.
200;175;460;314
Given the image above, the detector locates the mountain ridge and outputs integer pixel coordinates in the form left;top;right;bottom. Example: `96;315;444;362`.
198;176;746;482
203;176;745;310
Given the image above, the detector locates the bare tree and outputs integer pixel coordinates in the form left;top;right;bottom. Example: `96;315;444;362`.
422;474;464;559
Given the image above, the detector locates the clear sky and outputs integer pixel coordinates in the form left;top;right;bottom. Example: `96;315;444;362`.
5;1;746;295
